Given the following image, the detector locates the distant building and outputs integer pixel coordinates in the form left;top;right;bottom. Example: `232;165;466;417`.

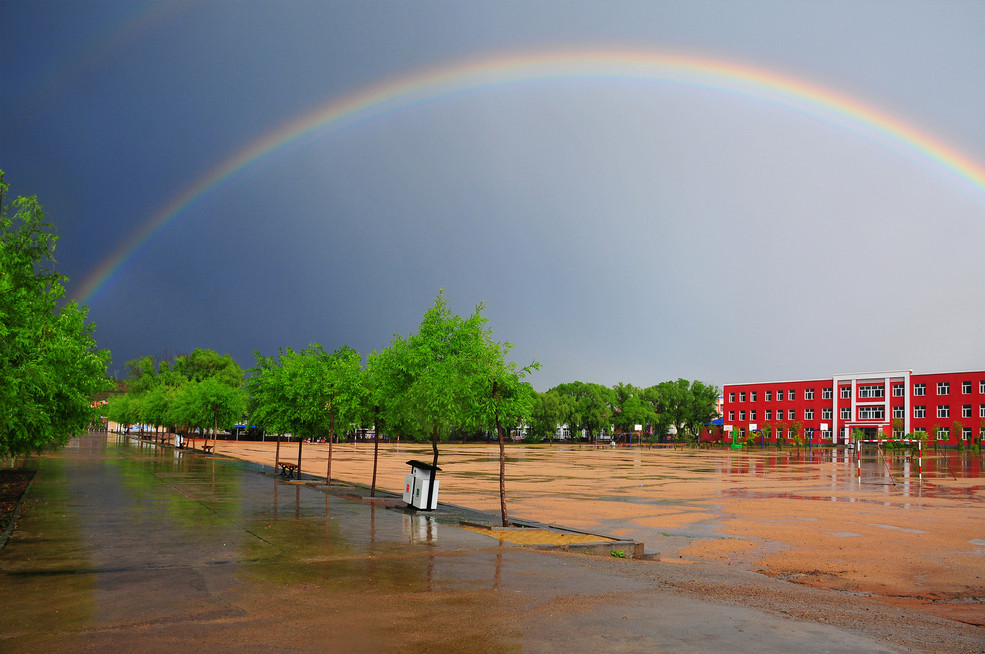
723;370;985;447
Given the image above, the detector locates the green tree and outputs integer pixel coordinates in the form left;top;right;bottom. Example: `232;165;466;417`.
610;382;655;445
470;333;538;526
372;291;529;514
248;344;364;481
527;390;565;443
648;379;720;444
0;171;111;459
372;292;484;464
552;381;613;443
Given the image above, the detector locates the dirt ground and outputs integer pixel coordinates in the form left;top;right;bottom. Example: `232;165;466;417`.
213;439;985;627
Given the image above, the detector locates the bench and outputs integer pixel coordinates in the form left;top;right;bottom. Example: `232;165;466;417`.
277;462;299;478
202;444;214;454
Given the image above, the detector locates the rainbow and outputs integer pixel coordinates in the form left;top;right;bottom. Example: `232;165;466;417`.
74;48;985;303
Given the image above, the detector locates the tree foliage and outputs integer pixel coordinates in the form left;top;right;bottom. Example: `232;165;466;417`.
371;290;537;523
647;379;720;443
551;381;613;442
247;343;364;481
0;171;111;458
107;349;246;444
371;291;492;461
609;382;656;440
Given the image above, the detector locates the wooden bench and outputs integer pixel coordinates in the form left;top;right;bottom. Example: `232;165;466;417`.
277;462;299;478
202;444;214;454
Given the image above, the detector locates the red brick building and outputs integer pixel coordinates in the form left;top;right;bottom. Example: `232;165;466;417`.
723;370;985;447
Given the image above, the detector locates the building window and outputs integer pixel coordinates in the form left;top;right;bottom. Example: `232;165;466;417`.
937;405;950;419
914;383;926;396
788;409;796;420
892;383;904;397
858;385;885;399
937;382;949;395
765;410;772;420
820;430;832;440
789;389;796;400
777;390;784;401
980;381;985;394
750;410;757;421
805;408;814;420
740;392;746;402
840;387;851;399
822;408;833;420
739;410;746;421
963;427;972;441
936;427;949;440
728;411;735;421
840;407;850;420
858;406;885;420
914;405;926;419
962;381;972;394
805;388;814;400
729;393;735;403
981;404;985;419
765;390;772;401
892;406;904;419
751;391;757;402
963;405;972;418
822;387;832;399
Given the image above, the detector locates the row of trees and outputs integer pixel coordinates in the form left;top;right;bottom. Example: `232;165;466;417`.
109;292;721;525
107;292;537;525
104;349;247;449
528;379;720;444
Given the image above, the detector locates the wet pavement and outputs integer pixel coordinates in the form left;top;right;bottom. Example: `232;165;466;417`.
0;434;959;652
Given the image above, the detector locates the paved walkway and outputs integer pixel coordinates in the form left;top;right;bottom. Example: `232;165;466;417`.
0;433;959;652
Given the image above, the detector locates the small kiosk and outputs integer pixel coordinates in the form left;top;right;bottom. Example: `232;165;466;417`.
403;460;441;510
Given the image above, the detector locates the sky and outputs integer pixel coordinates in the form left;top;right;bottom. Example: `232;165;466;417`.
2;1;984;391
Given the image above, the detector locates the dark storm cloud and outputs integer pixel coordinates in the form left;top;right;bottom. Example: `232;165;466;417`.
2;0;983;389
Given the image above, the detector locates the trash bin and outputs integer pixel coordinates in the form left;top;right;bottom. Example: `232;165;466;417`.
403;460;441;510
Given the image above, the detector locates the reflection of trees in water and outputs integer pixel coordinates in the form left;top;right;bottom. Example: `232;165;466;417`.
104;436;246;532
240;488;435;594
2;453;97;635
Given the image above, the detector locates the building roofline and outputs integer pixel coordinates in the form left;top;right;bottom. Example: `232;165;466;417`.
725;368;985;387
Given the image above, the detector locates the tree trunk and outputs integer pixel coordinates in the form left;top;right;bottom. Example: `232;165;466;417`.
371;410;380;497
297;438;303;478
427;425;440;510
497;410;509;527
275;434;281;469
326;395;335;485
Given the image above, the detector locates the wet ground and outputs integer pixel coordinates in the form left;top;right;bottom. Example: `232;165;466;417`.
221;439;985;626
1;434;983;652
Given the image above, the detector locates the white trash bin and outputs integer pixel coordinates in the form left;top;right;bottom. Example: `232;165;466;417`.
403;460;441;510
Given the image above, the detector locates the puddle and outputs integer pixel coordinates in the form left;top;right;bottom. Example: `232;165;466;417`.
866;523;925;534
